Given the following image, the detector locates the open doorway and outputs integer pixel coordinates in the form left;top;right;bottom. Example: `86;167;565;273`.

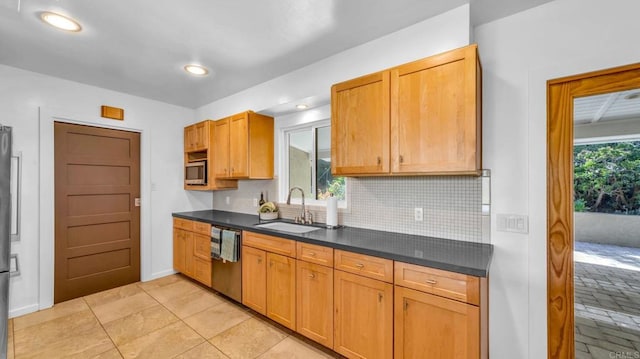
547;64;640;359
572;90;640;357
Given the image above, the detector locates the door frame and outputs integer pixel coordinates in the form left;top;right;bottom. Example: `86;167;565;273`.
38;107;152;310
547;63;640;358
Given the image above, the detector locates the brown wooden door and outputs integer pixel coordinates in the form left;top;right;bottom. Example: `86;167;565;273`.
173;228;187;273
390;45;481;174
241;245;267;314
296;260;333;348
54;122;140;303
213;118;230;178
229;113;249;178
334;270;393;359
331;71;390;175
394;286;479;359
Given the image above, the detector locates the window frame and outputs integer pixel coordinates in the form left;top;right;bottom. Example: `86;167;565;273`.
279;119;347;208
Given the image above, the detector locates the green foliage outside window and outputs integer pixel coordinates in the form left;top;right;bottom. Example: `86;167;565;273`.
574;141;640;214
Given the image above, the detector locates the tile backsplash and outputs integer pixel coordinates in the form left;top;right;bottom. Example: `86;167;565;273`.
344;177;483;242
212;175;486;243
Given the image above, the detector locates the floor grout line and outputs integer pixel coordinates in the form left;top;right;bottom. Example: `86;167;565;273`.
81;296;125;359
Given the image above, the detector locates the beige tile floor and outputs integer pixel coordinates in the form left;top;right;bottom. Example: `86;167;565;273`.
8;275;341;359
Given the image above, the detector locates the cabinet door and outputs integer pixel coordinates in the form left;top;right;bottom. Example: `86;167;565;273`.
183;231;194;277
331;71;390;175
192;121;208;151
213;118;230;178
297;261;333;348
391;45;480;174
395;286;479;359
242;246;267;314
184;125;194;152
334;270;393;359
193;256;212;287
229;113;249;178
173;228;186;273
266;252;296;330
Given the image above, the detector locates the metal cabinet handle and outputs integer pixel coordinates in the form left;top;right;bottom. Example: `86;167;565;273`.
257;258;262;264
378;293;383;302
377;156;381;165
399;155;404;163
356;263;364;269
308;252;316;257
309;272;316;279
425;279;437;285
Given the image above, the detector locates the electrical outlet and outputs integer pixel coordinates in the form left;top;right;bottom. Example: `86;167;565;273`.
414;207;423;221
253;198;258;207
225;196;230;205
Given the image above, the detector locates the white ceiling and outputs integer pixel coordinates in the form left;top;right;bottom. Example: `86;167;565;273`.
0;0;553;109
574;89;640;125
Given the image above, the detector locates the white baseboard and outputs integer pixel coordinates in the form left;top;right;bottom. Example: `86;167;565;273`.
145;269;178;282
9;303;39;318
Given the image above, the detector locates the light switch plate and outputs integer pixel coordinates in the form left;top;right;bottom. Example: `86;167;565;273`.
497;214;529;234
414;207;423;222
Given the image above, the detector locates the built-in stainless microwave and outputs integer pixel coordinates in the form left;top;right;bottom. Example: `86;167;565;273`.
185;161;207;185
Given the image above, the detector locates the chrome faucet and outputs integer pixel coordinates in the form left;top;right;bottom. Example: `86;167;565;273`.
286;187;310;224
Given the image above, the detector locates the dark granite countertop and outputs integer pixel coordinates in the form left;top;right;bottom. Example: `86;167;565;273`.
173;210;493;277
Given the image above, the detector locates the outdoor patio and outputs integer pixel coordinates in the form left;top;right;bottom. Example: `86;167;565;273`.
574;241;640;359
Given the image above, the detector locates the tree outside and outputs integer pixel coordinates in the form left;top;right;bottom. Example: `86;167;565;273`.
574;141;640;215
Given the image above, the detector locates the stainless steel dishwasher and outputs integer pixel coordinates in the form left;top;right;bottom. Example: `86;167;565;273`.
210;226;242;302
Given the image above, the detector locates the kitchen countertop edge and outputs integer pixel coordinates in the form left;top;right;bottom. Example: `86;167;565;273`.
173;210;493;277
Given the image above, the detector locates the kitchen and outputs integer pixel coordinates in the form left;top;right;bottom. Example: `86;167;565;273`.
1;0;639;358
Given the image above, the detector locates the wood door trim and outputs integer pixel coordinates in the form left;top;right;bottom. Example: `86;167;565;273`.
547;63;640;359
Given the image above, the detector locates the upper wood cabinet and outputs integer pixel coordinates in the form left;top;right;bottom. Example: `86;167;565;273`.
331;44;482;176
183;120;237;191
213;111;274;179
331;71;390;175
184;121;209;152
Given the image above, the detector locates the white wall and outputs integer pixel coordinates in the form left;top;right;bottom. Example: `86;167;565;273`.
475;0;640;357
0;64;209;317
195;5;471;120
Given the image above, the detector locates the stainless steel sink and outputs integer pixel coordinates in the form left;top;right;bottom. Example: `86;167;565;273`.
255;222;321;234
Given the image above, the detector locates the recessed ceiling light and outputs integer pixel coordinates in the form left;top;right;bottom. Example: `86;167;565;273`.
624;92;640;100
184;64;209;76
40;12;82;32
296;104;308;110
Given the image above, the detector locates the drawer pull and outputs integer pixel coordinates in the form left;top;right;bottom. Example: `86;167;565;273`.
377;156;381;165
308;252;316;257
425;279;438;285
378;293;383;302
309;273;316;279
257;258;262;264
355;263;364;269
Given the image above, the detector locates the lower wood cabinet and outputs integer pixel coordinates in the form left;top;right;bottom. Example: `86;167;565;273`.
394;286;479;359
334;270;393;359
241;236;296;330
266;252;296;329
172;218;211;287
241;245;267;314
296;260;333;348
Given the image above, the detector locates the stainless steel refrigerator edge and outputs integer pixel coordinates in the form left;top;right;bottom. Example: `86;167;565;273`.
0;126;11;359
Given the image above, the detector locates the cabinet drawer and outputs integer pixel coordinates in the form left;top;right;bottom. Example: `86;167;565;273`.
394;262;480;305
296;242;333;267
334;250;393;283
243;231;296;257
192;221;211;236
173;218;194;231
193;233;211;260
